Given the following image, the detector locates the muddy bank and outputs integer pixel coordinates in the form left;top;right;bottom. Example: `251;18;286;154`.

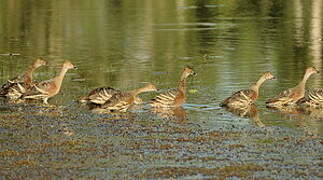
0;103;321;179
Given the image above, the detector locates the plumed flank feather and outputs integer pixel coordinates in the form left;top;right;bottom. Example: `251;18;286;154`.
152;89;177;105
100;93;133;112
0;81;15;97
151;88;184;108
0;82;28;100
24;80;53;96
96;84;157;112
80;87;120;105
297;89;323;108
0;78;29;99
266;88;299;107
150;67;196;108
220;89;257;108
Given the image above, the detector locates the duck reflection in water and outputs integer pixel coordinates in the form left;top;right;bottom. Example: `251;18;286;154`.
151;107;187;123
298;107;323;120
225;104;265;128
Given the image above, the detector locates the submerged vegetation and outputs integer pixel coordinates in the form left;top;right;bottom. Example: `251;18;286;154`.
0;0;322;179
0;103;322;179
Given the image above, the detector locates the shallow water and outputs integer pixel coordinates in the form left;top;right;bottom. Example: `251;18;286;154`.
0;0;322;179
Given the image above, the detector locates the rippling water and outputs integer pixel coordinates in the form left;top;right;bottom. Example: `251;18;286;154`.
0;0;322;179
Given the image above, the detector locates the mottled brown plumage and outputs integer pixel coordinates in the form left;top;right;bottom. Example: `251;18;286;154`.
220;72;275;108
22;60;76;104
150;67;196;108
297;89;323;108
80;86;142;106
0;58;47;100
99;84;157;112
266;67;319;108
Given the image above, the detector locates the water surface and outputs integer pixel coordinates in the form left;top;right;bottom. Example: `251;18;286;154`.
0;0;322;179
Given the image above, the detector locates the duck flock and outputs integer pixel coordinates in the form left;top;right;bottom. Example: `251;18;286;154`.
0;58;322;115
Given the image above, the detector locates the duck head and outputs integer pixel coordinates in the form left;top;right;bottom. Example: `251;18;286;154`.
262;71;276;80
305;67;319;75
33;57;47;68
62;60;77;70
181;66;197;79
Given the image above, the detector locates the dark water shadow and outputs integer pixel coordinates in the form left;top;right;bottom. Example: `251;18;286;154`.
150;107;188;124
224;104;265;127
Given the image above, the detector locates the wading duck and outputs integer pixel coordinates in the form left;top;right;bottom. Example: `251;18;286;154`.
97;83;157;112
0;58;47;100
297;89;323;108
266;67;319;108
80;86;142;106
22;60;77;104
220;72;275;108
150;67;197;108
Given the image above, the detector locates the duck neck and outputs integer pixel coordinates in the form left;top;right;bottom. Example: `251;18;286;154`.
250;75;267;96
23;64;37;84
296;71;313;93
54;67;69;90
178;75;187;95
130;87;147;97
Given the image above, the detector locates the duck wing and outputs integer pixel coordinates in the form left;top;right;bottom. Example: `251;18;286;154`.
220;89;256;107
0;76;23;96
7;76;23;84
23;79;54;97
266;88;296;104
150;88;179;108
0;82;29;99
100;92;133;112
306;89;323;102
84;87;120;105
297;89;323;108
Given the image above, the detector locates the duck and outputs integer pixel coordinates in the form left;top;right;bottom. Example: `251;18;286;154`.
97;83;157;112
297;89;323;108
266;67;319;108
150;67;197;108
22;60;77;104
220;72;275;108
79;86;142;106
0;58;47;100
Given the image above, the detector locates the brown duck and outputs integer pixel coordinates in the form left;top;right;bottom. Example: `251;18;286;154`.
297;88;323;108
0;58;47;100
150;67;196;108
22;60;77;104
97;83;157;112
80;86;142;106
266;67;319;108
220;72;275;108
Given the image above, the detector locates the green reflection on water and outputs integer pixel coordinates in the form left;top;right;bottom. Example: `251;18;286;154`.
0;1;322;134
0;0;322;179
